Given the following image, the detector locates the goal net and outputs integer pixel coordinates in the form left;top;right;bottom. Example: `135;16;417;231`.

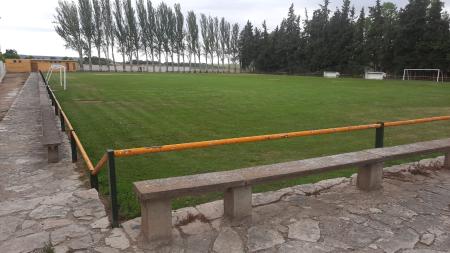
46;64;67;90
403;69;443;82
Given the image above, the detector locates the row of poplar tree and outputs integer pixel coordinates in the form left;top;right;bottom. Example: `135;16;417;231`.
241;0;450;75
55;0;240;72
55;0;450;75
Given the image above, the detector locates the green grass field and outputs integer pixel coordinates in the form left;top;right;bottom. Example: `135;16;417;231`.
49;73;450;219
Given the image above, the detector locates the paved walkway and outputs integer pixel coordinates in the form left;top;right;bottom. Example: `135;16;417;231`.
1;73;450;253
0;73;27;120
0;73;133;253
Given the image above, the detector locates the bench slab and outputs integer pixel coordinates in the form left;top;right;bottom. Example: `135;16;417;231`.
134;138;450;201
39;83;62;163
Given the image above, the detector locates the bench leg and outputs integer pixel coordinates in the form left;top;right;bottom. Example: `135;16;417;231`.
224;186;252;221
357;162;384;191
445;153;450;170
140;198;172;242
47;145;59;163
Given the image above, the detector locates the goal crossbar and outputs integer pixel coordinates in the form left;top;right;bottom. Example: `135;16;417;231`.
403;69;443;82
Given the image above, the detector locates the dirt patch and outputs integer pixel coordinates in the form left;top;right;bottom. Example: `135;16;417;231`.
0;73;28;121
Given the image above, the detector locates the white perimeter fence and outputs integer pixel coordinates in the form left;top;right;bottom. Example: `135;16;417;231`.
0;62;6;83
81;64;241;73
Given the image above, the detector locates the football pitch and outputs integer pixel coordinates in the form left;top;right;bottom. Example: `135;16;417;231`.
49;72;450;219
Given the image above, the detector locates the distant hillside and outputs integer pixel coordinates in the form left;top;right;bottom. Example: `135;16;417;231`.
19;55;78;61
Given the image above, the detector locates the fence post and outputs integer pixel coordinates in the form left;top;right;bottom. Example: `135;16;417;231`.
375;122;384;148
108;149;119;228
70;131;77;163
90;173;99;191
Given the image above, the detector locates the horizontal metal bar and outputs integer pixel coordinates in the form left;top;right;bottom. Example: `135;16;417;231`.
113;116;450;159
114;124;382;158
92;153;108;175
40;73;93;173
384;116;450;127
71;131;95;172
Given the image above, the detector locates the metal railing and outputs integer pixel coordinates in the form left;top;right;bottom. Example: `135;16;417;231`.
40;71;450;227
39;71;99;189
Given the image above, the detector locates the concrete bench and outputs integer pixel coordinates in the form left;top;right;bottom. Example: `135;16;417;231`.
39;82;62;163
133;138;450;242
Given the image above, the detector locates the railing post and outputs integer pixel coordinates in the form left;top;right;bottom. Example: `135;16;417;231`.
59;113;65;132
108;149;119;228
54;103;59;116
70;131;77;163
90;173;99;191
375;122;384;148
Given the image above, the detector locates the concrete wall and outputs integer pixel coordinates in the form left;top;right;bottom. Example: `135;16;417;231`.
34;60;78;72
5;59;32;73
5;59;78;73
81;64;241;73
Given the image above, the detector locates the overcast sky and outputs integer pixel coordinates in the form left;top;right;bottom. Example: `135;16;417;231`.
0;0;448;57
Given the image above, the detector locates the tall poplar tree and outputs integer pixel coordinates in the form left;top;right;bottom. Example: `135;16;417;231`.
231;23;240;72
78;0;95;70
200;14;209;72
124;0;139;71
186;11;198;72
101;0;116;72
93;0;103;71
137;0;150;71
113;0;128;71
147;0;156;72
174;4;184;72
55;0;84;71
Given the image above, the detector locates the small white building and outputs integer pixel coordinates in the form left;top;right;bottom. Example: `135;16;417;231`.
323;71;340;78
365;72;386;80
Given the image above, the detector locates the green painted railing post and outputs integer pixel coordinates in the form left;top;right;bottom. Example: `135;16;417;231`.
90;174;99;191
108;149;119;228
59;113;65;132
375;122;384;148
70;131;77;162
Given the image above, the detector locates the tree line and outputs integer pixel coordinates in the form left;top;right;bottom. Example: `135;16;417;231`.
241;0;450;75
55;0;450;75
55;0;240;72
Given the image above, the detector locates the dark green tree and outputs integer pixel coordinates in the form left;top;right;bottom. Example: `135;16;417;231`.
3;49;20;59
367;0;384;70
394;0;429;71
239;21;255;71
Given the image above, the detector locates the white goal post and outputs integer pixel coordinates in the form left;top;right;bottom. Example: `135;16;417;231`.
46;64;67;90
403;69;443;83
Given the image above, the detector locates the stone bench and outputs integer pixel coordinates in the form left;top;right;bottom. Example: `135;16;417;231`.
39;82;62;163
133;138;450;242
